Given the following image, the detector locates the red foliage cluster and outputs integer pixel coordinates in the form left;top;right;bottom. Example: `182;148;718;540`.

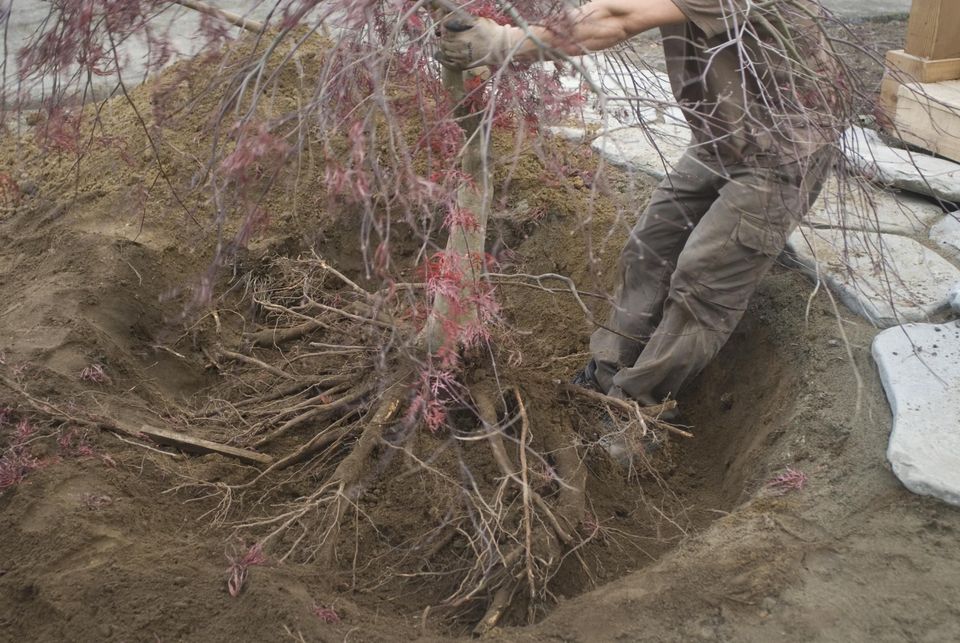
0;416;42;492
766;467;808;495
79;363;110;384
0;409;101;492
34;107;83;154
15;0;174;86
57;428;96;458
0;173;21;207
226;542;268;597
419;117;466;163
463;65;586;129
403;248;502;432
0;449;42;491
423;251;500;346
406;367;461;433
220;121;292;184
313;604;341;624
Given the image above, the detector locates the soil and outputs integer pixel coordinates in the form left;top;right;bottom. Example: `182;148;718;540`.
3;12;960;643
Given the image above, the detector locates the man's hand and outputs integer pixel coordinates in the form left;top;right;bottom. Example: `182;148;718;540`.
436;1;687;70
436;17;522;70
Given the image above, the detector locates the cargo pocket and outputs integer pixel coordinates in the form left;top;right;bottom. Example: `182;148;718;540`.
736;216;785;257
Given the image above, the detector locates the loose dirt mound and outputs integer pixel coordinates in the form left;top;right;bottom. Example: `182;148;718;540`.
3;17;960;643
0;34;709;638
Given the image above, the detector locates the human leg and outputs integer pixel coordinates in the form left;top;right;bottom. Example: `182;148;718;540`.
589;152;723;392
611;151;833;403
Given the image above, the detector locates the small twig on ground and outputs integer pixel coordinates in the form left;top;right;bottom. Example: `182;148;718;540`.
138;425;273;465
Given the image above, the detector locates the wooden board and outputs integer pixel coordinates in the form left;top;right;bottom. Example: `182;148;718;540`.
905;0;960;61
892;80;960;163
881;74;903;122
139;425;274;465
886;50;960;84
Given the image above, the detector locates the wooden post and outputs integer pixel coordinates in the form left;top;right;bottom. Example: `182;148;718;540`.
881;0;960;134
904;0;960;61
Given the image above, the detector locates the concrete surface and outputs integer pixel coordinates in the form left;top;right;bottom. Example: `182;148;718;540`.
873;322;960;508
590;124;689;181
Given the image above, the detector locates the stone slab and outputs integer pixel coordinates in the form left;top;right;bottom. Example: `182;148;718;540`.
843;126;960;204
554;57;682;127
547;55;691;180
590;125;689;181
930;213;960;260
873;322;960;507
805;176;945;236
545;126;589;143
787;226;960;327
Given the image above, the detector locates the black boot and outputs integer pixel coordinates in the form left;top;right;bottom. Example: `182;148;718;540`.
571;359;601;392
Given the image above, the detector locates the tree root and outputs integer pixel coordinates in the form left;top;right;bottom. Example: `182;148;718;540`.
254;382;374;448
549;377;694;439
463;383;588;633
218;348;298;380
255;412;360;477
244;319;330;348
231;373;352;413
474;584;515;636
315;392;403;567
229;378;320;410
183;255;687;633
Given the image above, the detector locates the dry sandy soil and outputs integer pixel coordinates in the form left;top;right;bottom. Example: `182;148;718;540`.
2;13;960;643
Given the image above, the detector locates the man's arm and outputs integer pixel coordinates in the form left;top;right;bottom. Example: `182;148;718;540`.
438;0;687;69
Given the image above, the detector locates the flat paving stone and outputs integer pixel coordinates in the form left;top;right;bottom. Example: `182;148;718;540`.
805;176;945;236
590;124;689;181
545;126;589;143
555;57;680;126
873;322;960;507
930;213;960;260
788;226;960;327
843;127;960;204
548;56;691;180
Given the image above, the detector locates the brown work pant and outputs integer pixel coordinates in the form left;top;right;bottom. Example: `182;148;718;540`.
590;148;833;403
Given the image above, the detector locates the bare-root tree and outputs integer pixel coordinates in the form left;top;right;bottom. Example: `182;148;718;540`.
2;0;930;631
